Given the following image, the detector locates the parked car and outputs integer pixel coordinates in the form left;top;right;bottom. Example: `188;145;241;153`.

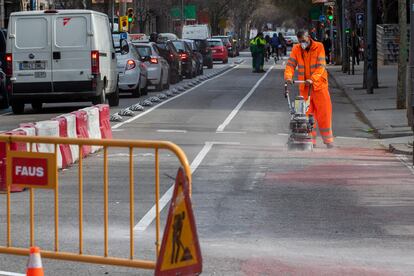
212;35;235;57
134;42;170;91
193;39;213;69
207;39;228;64
171;40;195;79
6;9;119;114
155;41;181;84
158;33;178;43
113;35;148;97
182;39;203;76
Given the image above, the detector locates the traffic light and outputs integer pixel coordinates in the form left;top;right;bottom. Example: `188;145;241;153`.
127;8;134;24
327;6;334;21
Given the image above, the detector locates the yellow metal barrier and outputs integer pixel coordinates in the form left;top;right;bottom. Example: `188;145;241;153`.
0;135;191;269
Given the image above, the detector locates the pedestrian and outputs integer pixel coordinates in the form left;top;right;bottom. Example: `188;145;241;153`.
352;31;360;65
270;33;280;61
256;32;266;72
284;31;334;148
278;32;286;56
322;31;332;64
264;34;272;61
249;36;258;72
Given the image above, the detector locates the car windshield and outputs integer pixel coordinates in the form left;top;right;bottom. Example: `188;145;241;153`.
172;41;185;51
135;46;152;57
208;40;223;47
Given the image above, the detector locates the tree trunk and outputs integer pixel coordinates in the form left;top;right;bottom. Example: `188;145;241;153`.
397;0;408;109
335;0;343;65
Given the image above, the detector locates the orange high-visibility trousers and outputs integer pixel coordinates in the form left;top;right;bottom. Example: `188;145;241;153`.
302;87;334;145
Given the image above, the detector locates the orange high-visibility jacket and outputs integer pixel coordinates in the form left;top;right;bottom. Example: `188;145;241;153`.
284;39;328;93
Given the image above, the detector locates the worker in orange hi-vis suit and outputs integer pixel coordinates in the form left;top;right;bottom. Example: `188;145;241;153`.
284;31;334;148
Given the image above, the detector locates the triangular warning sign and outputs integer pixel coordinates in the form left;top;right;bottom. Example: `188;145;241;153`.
155;168;202;276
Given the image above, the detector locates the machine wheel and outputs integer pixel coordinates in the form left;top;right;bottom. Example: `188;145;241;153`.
11;102;25;114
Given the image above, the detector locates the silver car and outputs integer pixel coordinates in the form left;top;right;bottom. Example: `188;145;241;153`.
113;34;148;97
134;42;170;91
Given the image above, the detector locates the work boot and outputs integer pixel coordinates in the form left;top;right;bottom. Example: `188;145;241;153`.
326;143;334;149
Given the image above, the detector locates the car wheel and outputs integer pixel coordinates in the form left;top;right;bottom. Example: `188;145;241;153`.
132;82;141;97
164;73;170;89
108;85;120;107
141;84;148;96
31;102;43;112
11;102;24;114
156;72;163;91
223;59;228;64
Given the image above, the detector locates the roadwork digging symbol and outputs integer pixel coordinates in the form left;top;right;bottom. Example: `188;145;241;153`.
155;168;202;275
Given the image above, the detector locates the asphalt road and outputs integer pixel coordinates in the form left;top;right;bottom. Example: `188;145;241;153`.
1;54;414;275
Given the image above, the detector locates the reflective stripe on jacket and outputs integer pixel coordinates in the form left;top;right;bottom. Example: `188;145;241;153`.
284;39;328;92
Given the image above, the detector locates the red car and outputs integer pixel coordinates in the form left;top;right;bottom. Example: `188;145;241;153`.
207;39;228;64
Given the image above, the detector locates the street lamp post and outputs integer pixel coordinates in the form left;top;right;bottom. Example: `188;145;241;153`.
409;0;414;165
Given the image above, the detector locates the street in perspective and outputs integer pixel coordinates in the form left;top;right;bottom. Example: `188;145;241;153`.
0;0;414;275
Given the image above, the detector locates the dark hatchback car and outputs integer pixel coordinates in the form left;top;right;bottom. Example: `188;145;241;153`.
171;40;195;79
155;41;181;84
193;39;213;69
0;29;8;109
182;39;203;75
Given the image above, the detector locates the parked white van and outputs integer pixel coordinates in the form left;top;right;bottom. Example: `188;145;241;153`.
6;9;119;114
182;24;211;40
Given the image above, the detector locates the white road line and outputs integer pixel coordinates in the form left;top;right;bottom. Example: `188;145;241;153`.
216;66;274;132
134;142;214;231
134;141;240;231
157;129;187;133
215;131;247;134
112;64;241;130
0;271;25;276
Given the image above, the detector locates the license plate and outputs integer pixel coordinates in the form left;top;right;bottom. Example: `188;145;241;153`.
212;50;216;53
20;61;46;71
34;71;46;78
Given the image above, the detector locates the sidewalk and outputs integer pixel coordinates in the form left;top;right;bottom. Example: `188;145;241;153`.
328;63;413;155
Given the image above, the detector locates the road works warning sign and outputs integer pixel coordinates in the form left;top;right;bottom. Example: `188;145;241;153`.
7;151;56;189
155;168;202;276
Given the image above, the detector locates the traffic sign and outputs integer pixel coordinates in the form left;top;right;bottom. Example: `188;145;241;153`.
119;16;129;32
155;168;202;276
319;15;326;22
7;151;56;190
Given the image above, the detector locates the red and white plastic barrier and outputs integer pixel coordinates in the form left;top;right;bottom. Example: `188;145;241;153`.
52;116;73;169
19;123;38;152
71;110;91;158
35;120;63;169
82;106;102;153
57;113;79;163
97;104;112;139
0;104;114;191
